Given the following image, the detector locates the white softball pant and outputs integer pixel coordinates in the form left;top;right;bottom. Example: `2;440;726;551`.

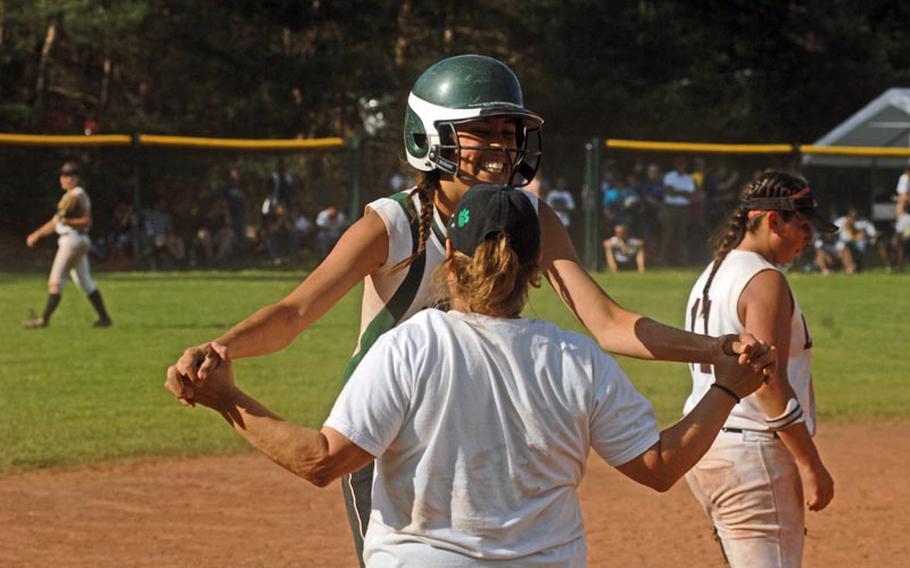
49;234;97;294
685;430;805;568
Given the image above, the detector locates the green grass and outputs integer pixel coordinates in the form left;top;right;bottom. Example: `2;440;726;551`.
1;268;907;474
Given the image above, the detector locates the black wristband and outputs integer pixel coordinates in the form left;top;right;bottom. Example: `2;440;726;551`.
711;382;740;404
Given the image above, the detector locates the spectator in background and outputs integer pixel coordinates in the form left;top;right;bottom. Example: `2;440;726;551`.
834;207;878;273
105;199;138;268
688;157;707;261
178;199;234;268
545;177;576;227
265;201;298;264
660;157;696;266
602;173;641;231
182;203;214;267
290;203;314;255
895;198;910;272
269;157;296;207
897;162;909;205
143;196;184;270
262;158;296;229
814;230;841;275
316;205;348;259
640;163;665;259
223;168;247;254
604;224;646;273
705;163;741;229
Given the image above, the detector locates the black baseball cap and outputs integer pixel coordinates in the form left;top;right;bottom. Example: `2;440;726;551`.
448;184;540;262
740;187;837;233
59;162;80;176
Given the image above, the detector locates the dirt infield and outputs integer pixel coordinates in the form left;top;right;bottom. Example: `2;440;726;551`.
2;421;907;567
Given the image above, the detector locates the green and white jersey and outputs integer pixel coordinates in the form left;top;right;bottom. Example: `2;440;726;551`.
343;189;449;379
344;188;539;380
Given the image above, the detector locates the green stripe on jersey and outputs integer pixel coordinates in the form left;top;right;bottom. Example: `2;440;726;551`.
431;217;446;246
342;191;426;380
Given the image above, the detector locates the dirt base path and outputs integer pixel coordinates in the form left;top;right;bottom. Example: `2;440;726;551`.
2;421;907;567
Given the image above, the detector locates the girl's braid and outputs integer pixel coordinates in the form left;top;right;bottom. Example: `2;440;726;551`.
699;171;807;332
392;170;440;272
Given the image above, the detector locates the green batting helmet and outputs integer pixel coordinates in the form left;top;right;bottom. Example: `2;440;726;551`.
404;54;543;186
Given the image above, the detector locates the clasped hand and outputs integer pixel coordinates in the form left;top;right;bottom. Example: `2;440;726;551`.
164;342;235;410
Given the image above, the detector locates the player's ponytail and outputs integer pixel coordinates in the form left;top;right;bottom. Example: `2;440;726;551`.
392;170;440;272
435;233;541;318
699;171;806;331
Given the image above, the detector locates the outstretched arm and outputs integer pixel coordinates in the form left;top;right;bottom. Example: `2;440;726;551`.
165;348;373;487
615;358;765;491
26;215;58;247
539;201;737;365
174;209;388;381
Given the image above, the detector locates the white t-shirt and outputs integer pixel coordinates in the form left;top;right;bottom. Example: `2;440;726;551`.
834;216;876;244
895;213;910;238
896;173;909;195
605;236;643;264
325;309;659;567
662;171;695;206
684;250;815;434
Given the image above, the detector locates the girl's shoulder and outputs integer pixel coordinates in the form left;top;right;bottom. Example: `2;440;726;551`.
368;189;421;225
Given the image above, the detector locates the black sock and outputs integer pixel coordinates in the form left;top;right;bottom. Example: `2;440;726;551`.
87;290;110;321
42;293;61;322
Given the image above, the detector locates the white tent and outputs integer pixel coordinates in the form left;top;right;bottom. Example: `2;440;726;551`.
805;88;910;168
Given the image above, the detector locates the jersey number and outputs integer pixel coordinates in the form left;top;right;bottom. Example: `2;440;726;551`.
689;298;712;373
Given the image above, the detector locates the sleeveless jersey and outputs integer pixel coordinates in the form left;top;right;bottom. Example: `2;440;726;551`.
55;186;91;236
683;250;816;434
344;188;539;380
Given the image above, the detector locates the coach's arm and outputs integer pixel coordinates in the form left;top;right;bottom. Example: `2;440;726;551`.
165;344;373;487
614;352;769;492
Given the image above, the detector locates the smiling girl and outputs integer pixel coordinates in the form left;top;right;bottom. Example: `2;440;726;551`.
171;55;770;565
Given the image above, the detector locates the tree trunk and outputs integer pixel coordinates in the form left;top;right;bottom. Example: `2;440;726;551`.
394;0;412;67
35;14;59;109
101;54;113;110
0;0;6;48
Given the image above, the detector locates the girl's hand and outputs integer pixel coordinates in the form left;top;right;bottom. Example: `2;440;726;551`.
175;341;228;382
165;342;237;410
26;233;39;247
799;459;835;512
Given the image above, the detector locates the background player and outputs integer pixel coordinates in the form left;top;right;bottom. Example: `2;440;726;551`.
166;184;770;567
24;161;112;329
170;54;771;565
684;171;835;567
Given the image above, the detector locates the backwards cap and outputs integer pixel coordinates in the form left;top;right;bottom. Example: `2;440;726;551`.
448;184;540;263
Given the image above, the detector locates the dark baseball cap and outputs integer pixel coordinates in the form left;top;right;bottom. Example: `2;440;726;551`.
740;187;837;233
59;162;80;176
448;184;540;263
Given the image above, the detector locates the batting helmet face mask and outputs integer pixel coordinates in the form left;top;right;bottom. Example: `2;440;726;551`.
404;54;543;187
